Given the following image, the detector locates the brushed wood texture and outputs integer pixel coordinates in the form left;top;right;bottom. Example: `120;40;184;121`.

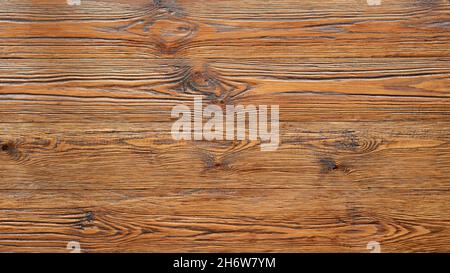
0;0;449;252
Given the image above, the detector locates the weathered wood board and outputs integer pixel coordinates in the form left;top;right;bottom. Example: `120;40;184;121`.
0;0;449;252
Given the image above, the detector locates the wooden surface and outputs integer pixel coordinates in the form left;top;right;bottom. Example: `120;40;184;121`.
0;0;449;253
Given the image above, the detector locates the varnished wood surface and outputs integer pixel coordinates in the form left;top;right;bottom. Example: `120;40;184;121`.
0;0;449;252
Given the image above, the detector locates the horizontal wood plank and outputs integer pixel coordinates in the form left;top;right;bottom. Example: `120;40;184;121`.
0;188;449;252
0;121;448;190
0;0;448;58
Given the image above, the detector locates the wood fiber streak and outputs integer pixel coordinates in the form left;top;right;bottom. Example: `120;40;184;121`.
0;0;449;252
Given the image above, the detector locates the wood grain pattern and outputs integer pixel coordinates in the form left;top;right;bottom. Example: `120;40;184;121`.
0;0;449;252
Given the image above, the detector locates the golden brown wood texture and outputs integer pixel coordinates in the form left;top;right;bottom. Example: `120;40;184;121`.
0;0;449;253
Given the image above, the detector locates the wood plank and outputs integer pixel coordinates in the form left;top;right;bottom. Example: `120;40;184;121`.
0;58;448;123
1;58;449;98
0;121;448;190
0;0;448;58
0;188;448;252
